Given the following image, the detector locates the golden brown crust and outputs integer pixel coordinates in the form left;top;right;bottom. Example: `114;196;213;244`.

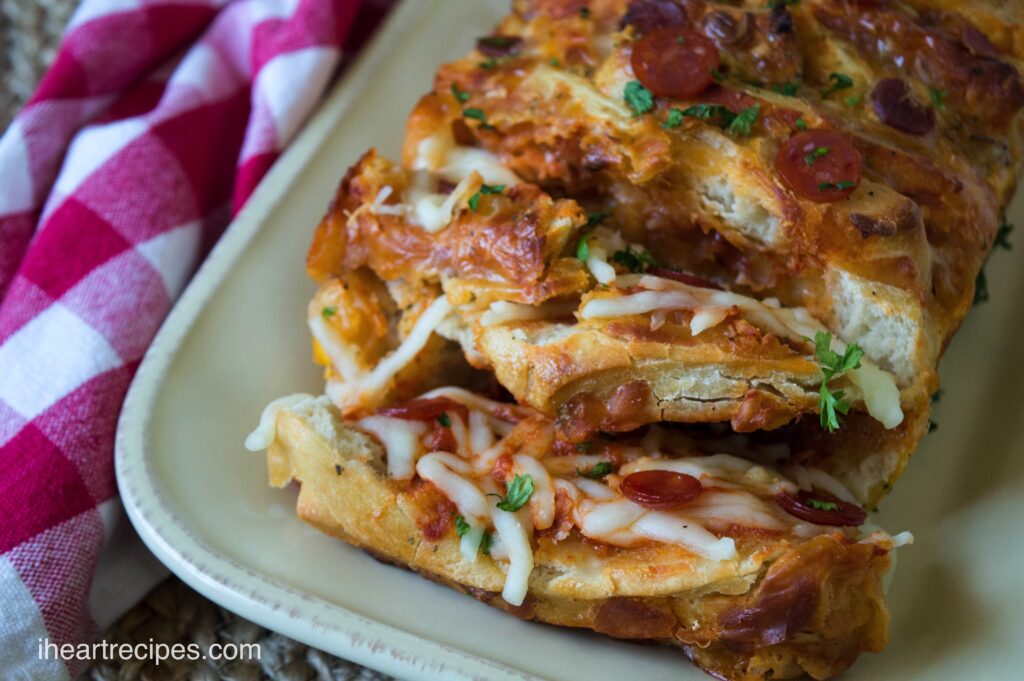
270;407;891;681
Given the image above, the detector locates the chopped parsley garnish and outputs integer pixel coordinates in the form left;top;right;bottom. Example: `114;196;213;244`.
843;93;862;107
807;498;839;511
726;104;760;136
578;461;614;479
772;81;800;97
676;35;686;45
584;211;612;229
451;83;471;103
612;244;657;272
576;211;611;261
480;531;492;555
467;183;506;211
437;412;452;428
454;514;471;536
478;35;519;51
821;72;854;98
579;6;590;18
930;87;948;109
809;331;864;433
624;80;654;116
804;146;830;166
817;180;856;191
321;306;337;319
679;103;759;136
795;117;808;130
462;107;495;130
549;57;561;66
681;103;735;125
479;56;512;70
709;67;726;82
496;474;534;512
662;107;684;129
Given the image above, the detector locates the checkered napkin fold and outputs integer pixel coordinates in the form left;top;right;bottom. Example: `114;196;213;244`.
0;1;387;677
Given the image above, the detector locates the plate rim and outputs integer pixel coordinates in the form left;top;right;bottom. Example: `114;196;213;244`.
114;2;533;679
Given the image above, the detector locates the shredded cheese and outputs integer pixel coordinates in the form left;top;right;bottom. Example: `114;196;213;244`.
244;393;327;451
328;295;452;408
356;415;427;480
492;507;534;606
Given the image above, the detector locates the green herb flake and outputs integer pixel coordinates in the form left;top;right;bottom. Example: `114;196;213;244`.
726;103;760;136
662;107;684;129
462;107;495;130
771;81;800;97
807;498;840;512
578;461;614;479
455;515;471;537
930;87;948;109
681;103;736;126
467;183;506;212
843;93;862;107
821;72;854;98
496;474;535;512
549;57;561;67
709;67;726;82
817;180;856;191
321;306;337;319
612;244;657;273
928;420;939;433
623;80;654;117
451;83;471;103
808;331;864;433
804;146;830;166
437;412;452;428
575;441;592;452
795;117;808;130
480;531;492;555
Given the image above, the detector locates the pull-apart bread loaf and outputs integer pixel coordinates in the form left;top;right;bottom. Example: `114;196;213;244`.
248;1;1024;679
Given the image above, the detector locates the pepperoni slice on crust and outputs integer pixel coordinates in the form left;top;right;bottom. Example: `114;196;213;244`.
871;77;936;136
631;27;720;99
620;470;704;510
774;490;867;526
775;129;862;202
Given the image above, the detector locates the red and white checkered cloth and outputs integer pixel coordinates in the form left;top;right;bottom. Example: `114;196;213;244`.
0;1;392;677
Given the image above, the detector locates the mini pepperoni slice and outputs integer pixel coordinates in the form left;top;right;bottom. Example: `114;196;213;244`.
378;397;468;423
774;490;867;527
775;129;862;202
870;78;935;136
620;470;703;510
631;27;720;100
620;0;687;33
646;266;722;290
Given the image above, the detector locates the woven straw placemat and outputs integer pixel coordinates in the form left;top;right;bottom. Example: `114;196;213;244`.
1;3;390;679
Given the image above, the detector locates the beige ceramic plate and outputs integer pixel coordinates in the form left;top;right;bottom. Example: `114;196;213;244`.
116;1;1024;678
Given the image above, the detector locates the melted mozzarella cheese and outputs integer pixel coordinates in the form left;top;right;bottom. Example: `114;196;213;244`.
480;300;579;327
416;453;491;523
412;130;519;186
514;455;555;530
491;508;534;606
245;393;327;451
584;273;904;428
632;512;738;561
330;296;452;408
357;415;427;480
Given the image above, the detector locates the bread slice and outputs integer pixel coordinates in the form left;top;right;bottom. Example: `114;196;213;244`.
402;0;1024;401
252;395;902;681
